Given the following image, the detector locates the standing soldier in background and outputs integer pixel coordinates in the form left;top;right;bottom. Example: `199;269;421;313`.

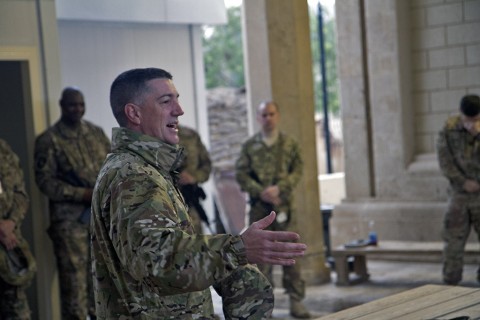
235;100;311;319
177;125;212;233
0;138;36;320
34;87;110;319
437;94;480;285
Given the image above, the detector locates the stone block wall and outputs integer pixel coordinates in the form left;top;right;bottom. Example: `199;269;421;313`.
206;87;248;170
412;0;480;154
332;0;479;247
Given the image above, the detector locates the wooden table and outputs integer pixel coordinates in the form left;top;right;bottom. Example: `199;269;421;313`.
318;284;480;319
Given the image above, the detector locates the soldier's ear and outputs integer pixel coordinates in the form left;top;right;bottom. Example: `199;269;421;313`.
125;103;141;125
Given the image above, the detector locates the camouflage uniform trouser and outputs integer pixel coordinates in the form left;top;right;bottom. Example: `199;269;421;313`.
249;202;305;301
0;277;31;320
214;264;274;319
442;193;480;285
48;221;95;320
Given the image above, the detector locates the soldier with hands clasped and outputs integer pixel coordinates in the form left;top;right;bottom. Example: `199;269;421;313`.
0;139;36;320
34;87;110;319
236;100;311;319
437;94;480;285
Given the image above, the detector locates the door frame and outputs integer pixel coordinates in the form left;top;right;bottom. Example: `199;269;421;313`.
0;46;59;320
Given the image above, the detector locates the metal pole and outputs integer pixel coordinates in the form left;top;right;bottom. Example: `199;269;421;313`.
318;1;333;173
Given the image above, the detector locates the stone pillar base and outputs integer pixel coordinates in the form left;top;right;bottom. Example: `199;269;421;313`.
330;201;450;248
301;253;331;285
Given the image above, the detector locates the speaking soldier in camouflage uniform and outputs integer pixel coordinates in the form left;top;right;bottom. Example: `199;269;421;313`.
34;87;111;319
235;100;310;319
0;139;36;320
91;68;307;319
437;94;480;285
177;125;212;233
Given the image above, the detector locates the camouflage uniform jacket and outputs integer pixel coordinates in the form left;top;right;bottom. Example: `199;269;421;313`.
34;120;110;222
235;132;303;216
0;139;29;235
91;127;247;319
437;115;480;194
178;125;211;183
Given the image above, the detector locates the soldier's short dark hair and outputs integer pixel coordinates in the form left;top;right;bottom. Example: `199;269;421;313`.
60;87;83;106
460;94;480;117
110;68;173;127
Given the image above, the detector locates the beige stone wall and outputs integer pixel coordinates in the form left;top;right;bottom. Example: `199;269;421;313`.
412;0;480;153
207;87;248;170
331;0;480;248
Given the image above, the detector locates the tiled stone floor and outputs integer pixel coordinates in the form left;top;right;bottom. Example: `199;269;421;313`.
211;260;478;319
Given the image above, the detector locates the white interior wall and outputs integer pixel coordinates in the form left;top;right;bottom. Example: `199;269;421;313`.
56;0;227;138
57;18;217;231
57;21;201;137
56;0;227;25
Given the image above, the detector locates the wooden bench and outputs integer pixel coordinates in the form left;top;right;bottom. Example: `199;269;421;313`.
331;240;480;286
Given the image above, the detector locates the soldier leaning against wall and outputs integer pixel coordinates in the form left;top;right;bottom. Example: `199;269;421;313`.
0;138;37;320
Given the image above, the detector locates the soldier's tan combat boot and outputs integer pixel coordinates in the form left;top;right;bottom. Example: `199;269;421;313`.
290;298;311;319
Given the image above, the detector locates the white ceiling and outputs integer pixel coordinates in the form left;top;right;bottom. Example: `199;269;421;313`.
56;0;227;25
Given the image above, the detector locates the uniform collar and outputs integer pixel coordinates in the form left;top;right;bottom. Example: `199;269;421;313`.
56;120;87;138
111;127;184;174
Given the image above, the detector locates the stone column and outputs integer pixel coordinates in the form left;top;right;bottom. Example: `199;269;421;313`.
243;0;330;284
335;0;373;199
331;0;454;248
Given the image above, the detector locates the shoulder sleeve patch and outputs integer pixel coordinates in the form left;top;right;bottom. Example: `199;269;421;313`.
446;115;461;130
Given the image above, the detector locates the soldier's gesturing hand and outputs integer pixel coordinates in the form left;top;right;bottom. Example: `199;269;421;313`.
0;219;18;250
240;211;307;265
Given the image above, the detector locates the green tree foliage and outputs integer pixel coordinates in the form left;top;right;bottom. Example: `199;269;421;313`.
310;4;340;115
202;6;244;88
202;4;339;116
